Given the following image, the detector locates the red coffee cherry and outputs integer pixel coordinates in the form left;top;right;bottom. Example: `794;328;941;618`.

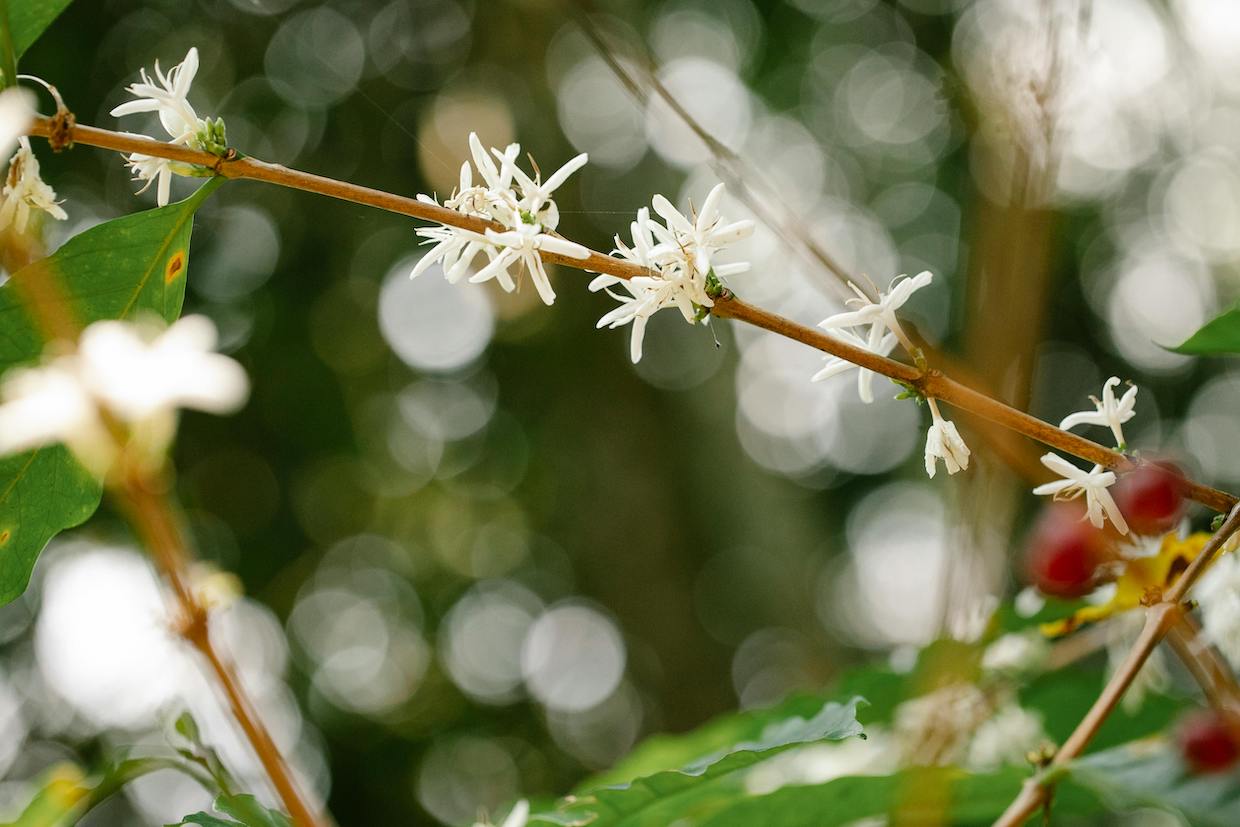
1113;462;1185;536
1025;505;1113;599
1178;709;1240;774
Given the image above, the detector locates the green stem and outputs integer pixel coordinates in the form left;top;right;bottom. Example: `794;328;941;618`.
0;0;17;90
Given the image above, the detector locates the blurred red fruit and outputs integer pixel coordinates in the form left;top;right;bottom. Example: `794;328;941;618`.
1025;505;1112;599
1113;462;1185;536
1178;709;1240;774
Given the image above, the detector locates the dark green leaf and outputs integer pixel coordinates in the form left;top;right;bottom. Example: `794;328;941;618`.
1021;668;1187;753
1069;740;1240;826
7;0;74;59
1169;304;1240;355
534;698;865;827
0;179;221;605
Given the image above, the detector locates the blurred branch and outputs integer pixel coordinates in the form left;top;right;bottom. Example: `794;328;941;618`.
994;504;1240;827
25;116;1239;513
1165;612;1240;715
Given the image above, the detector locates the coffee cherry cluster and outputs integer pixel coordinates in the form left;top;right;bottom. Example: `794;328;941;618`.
1024;463;1185;599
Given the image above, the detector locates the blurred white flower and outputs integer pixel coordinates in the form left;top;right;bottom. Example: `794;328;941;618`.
1195;552;1240;673
0;137;66;232
819;271;932;355
810;326;896;404
923;398;970;478
893;683;990;766
473;800;528;827
0;315;248;476
965;703;1045;771
591;187;752;362
1059;376;1138;450
111;48;224;206
0;86;35;161
981;632;1049;676
411;133;588;305
1033;453;1128;534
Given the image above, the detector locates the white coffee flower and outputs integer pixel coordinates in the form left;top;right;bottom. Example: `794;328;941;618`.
0;86;35;163
1195;552;1240;672
894;683;991;766
0;315;248;476
982;632;1049;675
923;398;970;478
411;133;588;305
810;326;896;404
0;137;67;232
1032;453;1128;534
819;271;933;354
111;48;225;206
111;47;206;143
590;187;752;362
966;704;1045;771
1059;376;1138;450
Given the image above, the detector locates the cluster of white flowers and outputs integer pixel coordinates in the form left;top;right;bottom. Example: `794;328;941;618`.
411;133;590;306
1195;548;1240;673
1034;376;1137;534
110;47;226;206
591;184;754;362
0;315;248;477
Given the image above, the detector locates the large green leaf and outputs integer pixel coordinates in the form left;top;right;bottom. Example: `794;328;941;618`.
1169;304;1240;356
0;179;221;604
7;0;74;58
692;766;1099;827
531;698;865;827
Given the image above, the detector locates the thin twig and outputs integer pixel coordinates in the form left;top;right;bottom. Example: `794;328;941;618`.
993;504;1240;827
23;117;1239;513
113;468;327;827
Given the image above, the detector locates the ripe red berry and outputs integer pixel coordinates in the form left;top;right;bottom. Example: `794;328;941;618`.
1113;462;1186;536
1025;505;1112;599
1178;710;1240;774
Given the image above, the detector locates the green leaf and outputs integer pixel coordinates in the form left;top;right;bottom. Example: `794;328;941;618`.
1169;304;1240;355
1069;740;1240;826
169;795;292;827
7;0;74;59
533;698;865;827
0;179;221;605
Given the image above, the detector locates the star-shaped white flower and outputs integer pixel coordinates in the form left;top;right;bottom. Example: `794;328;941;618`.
1059;376;1138;450
0;315;248;476
590;189;752;361
819;271;932;355
111;46;206;143
411;133;589;304
0;137;68;232
649;183;755;277
811;326;897;403
923;398;971;478
111;47;224;206
1032;453;1129;534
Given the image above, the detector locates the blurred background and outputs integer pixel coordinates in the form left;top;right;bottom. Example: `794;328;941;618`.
2;0;1240;823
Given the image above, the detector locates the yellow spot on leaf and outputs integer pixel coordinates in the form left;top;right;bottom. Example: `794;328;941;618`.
0;529;9;545
164;250;186;284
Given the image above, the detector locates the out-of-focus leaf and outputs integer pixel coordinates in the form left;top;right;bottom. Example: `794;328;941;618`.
1068;739;1240;826
169;794;292;827
7;0;74;58
532;698;865;827
0;179;221;605
1;764;90;827
694;766;1100;827
1021;668;1187;753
